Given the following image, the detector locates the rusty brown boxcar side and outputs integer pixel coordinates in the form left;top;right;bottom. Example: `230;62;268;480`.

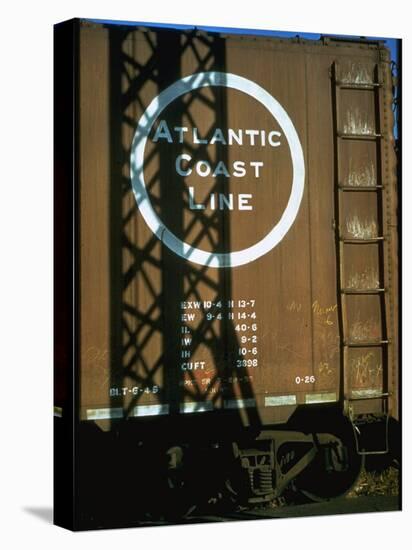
75;24;398;430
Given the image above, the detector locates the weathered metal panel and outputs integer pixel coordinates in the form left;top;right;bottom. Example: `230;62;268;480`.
79;27;111;412
380;48;399;421
77;23;398;425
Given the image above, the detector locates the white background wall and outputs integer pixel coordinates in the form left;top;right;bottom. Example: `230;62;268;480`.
0;1;409;548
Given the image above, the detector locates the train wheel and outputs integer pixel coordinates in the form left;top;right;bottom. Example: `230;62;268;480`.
292;420;364;502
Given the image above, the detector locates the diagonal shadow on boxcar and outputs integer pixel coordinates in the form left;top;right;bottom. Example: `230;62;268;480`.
109;28;261;427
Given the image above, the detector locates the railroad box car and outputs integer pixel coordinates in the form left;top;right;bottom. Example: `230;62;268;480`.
54;18;400;530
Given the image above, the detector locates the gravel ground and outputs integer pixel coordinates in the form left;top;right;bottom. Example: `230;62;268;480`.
347;466;399;498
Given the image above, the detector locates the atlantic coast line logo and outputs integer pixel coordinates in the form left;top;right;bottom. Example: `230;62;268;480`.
130;72;305;268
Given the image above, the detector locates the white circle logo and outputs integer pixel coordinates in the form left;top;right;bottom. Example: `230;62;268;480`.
130;71;305;268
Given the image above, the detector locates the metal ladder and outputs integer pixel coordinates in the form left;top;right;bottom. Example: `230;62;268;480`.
331;60;390;454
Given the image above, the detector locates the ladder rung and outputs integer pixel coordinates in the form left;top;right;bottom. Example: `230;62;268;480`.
341;288;385;295
344;340;389;348
340;237;385;244
348;392;390;402
338;133;382;141
338;185;384;192
335;81;381;90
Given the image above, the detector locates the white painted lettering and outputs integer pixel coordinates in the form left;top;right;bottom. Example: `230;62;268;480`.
193;128;208;144
152;120;172;143
210;128;227;145
268;130;282;147
245;129;259;145
189;187;205;210
239;194;253;210
213;160;230;177
174;126;188;143
176;154;192;176
219;194;233;210
196;161;211;177
233;161;246;178
228;128;243;145
250;161;264;177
